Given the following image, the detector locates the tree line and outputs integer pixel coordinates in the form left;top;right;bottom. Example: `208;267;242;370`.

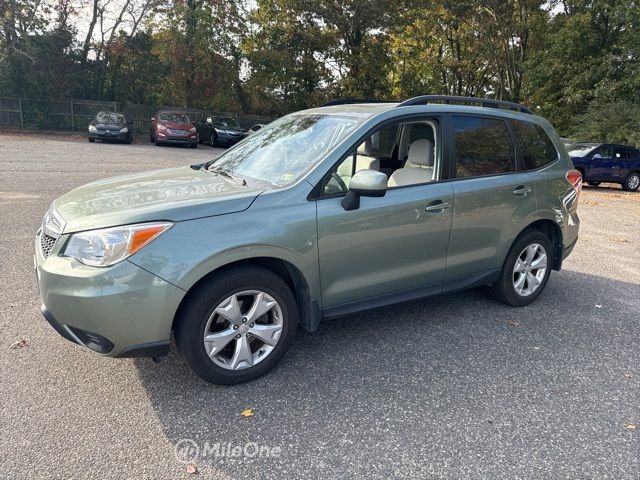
1;0;639;143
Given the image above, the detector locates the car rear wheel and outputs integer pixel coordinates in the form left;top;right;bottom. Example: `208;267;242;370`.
210;132;217;147
622;172;640;191
175;266;298;384
491;230;552;307
88;138;95;143
587;181;600;187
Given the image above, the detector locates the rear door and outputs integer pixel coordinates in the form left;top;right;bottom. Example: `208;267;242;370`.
444;114;537;290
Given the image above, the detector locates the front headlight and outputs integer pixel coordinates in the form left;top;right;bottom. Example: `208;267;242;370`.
120;127;128;133
63;222;172;267
88;125;97;133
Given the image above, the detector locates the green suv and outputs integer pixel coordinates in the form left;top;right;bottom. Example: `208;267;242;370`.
35;96;581;384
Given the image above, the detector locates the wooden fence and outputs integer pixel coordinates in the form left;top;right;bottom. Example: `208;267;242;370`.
0;97;275;133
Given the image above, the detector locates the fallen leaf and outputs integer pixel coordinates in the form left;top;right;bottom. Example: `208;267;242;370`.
595;304;602;309
9;339;29;349
186;464;198;474
507;320;521;327
240;408;255;417
615;238;630;243
624;372;633;379
624;424;636;431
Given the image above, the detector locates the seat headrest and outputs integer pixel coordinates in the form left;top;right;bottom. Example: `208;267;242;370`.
357;137;374;156
407;139;434;167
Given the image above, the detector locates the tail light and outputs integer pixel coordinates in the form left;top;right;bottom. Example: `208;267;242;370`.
157;123;167;131
566;169;582;200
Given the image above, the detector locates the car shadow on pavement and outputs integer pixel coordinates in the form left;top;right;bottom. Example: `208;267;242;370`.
133;269;640;479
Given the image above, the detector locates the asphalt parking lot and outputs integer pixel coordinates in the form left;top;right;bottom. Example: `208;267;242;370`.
1;132;639;479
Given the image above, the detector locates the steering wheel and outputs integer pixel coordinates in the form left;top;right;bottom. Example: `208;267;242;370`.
330;172;348;192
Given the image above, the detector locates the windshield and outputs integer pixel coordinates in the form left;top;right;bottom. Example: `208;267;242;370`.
206;114;360;186
566;144;598;157
214;117;240;128
95;112;124;124
159;112;190;124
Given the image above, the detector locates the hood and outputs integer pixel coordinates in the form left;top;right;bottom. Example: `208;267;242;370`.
160;122;193;130
53;166;264;233
213;124;246;134
93;122;126;130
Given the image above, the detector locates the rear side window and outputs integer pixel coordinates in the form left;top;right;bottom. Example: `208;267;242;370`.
453;116;515;178
511;120;558;170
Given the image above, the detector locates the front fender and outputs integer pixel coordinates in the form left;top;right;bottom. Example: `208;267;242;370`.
128;195;321;309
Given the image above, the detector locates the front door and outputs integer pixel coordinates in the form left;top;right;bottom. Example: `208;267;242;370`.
316;183;454;309
315;118;453;311
588;145;615;180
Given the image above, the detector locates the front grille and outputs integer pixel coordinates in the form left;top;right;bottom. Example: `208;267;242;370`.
40;232;57;258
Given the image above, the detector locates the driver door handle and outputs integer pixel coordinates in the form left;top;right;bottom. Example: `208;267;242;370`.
513;185;532;197
425;201;451;212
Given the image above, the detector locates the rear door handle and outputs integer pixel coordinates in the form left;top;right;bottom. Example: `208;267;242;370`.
513;185;532;197
425;201;451;212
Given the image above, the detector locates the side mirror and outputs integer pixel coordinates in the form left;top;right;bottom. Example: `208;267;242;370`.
150;117;154;121
341;169;388;211
206;116;213;125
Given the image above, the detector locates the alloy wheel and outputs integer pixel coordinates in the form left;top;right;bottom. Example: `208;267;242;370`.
203;290;283;370
512;243;547;297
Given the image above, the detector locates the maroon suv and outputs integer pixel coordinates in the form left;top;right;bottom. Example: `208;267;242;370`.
150;110;198;148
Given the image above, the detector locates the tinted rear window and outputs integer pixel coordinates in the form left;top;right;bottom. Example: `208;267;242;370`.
453;116;515;178
512;120;558;169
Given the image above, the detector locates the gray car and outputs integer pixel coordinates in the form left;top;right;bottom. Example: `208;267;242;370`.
35;96;581;384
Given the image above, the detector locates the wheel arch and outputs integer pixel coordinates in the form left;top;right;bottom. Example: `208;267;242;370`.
172;256;322;334
514;219;563;271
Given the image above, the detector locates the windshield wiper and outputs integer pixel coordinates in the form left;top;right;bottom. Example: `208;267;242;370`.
207;166;247;186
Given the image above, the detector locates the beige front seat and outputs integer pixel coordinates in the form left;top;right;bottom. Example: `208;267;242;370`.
388;139;435;187
337;138;381;184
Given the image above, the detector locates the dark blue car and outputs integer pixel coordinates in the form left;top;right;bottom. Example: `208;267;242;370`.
567;143;640;191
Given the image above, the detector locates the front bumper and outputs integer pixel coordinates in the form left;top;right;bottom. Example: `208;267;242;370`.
157;133;197;144
35;230;185;357
89;131;129;141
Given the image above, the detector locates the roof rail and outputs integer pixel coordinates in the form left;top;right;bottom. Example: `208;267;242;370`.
320;98;396;107
397;95;533;114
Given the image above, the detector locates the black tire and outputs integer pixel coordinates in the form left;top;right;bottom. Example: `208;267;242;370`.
491;230;553;307
622;172;640;191
175;266;298;385
155;137;162;147
88;138;95;143
190;141;197;149
210;132;217;147
587;181;600;187
149;133;154;143
126;134;132;144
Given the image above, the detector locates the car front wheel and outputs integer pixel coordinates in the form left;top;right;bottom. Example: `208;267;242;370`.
491;230;552;307
622;172;640;191
175;266;298;384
